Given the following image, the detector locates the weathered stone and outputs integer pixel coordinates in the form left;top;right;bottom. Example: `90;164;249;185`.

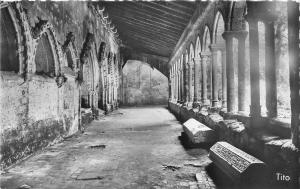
205;113;224;130
183;118;216;144
209;141;266;183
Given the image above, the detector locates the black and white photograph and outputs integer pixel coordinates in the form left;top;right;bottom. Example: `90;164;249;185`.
0;0;299;188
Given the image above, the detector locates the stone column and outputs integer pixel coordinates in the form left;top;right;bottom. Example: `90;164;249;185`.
248;18;261;124
177;68;181;103
193;57;201;107
288;1;300;148
170;67;173;101
188;60;193;104
168;71;172;100
209;44;225;108
180;61;184;103
222;32;236;112
200;52;210;105
176;62;180;102
221;50;227;108
186;63;190;103
183;58;189;105
288;3;300;189
265;20;277;118
173;65;177;101
237;31;248;113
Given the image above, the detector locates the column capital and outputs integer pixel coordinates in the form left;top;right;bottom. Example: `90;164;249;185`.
200;51;211;58
222;30;248;40
209;43;225;51
192;57;201;63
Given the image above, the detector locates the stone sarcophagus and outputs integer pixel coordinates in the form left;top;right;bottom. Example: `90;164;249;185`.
209;142;266;184
183;118;216;144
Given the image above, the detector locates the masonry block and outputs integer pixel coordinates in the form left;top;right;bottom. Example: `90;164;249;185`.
205;113;224;130
183;118;216;144
209;141;266;184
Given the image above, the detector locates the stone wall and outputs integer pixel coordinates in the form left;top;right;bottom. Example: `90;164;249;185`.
0;2;121;169
121;60;168;106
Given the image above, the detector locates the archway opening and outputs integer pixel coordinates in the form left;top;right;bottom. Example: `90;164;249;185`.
121;60;168;106
0;7;19;73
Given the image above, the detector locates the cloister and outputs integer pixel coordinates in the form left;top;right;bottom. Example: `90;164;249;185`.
0;1;299;189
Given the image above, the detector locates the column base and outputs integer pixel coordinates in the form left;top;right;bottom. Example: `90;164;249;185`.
192;101;201;108
212;100;221;108
222;100;227;108
249;105;261;117
186;101;193;108
202;99;211;106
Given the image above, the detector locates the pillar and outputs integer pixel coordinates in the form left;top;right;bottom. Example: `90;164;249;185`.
171;67;173;101
180;61;185;103
287;3;299;188
288;1;299;148
193;57;201;106
237;31;248;113
183;58;189;104
209;44;224;108
221;50;227;108
177;68;181;103
173;67;175;101
265;20;277;118
248;19;261;121
188;60;193;103
168;71;172;100
200;52;210;105
222;32;236;112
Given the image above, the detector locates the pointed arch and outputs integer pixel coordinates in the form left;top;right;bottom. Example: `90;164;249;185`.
213;11;225;44
0;2;31;74
203;26;211;51
195;36;201;58
189;43;195;61
185;50;189;65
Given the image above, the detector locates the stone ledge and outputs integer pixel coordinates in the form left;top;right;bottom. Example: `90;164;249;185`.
168;102;299;181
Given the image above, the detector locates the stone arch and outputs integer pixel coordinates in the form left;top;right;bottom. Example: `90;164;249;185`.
185;50;189;65
195;36;201;58
98;41;106;63
62;32;77;71
34;30;56;76
213;11;225;44
33;21;62;77
203;26;211;51
230;1;247;31
79;33;96;108
0;2;31;74
189;43;195;61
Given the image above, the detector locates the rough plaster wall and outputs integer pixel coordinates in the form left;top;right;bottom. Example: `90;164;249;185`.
0;77;27;132
28;78;59;122
122;60;168;106
0;1;120;169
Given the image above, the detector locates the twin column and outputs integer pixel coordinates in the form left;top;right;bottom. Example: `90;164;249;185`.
222;31;248;113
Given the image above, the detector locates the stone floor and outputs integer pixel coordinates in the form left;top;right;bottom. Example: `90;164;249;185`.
1;106;220;189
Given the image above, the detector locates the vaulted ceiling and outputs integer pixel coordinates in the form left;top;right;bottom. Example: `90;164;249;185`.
100;1;199;76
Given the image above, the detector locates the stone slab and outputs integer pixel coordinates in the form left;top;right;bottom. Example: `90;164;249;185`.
209;141;266;183
183;118;216;143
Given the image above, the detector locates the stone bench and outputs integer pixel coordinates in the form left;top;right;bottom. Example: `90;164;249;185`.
182;118;216;144
209;141;266;184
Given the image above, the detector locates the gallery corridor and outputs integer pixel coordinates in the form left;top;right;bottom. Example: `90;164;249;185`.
1;1;299;188
0;107;218;189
